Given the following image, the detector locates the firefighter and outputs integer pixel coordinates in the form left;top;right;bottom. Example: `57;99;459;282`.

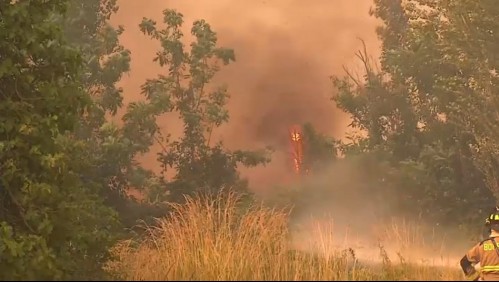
460;207;499;281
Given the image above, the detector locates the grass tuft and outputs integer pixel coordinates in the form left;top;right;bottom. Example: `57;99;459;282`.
104;191;464;281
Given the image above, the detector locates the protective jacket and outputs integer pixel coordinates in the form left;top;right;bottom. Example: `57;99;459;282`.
461;230;499;281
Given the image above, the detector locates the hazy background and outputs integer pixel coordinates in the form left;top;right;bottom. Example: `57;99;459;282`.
111;0;382;194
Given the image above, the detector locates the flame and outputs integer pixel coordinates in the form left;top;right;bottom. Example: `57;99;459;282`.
289;125;304;175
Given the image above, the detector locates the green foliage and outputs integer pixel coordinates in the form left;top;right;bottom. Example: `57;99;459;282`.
0;0;118;279
301;122;338;173
129;9;271;203
64;0;130;122
63;0;168;231
331;0;498;230
63;0;132;196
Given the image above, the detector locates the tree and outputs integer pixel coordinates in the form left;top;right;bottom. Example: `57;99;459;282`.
301;122;338;173
330;0;497;230
62;0;167;229
0;1;118;279
127;9;271;203
432;0;499;202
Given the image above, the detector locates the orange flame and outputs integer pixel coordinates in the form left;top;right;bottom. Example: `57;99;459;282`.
288;125;304;175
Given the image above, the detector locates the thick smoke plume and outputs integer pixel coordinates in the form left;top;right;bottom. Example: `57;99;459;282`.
111;0;381;193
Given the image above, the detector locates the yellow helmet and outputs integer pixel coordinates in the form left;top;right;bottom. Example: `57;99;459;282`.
485;206;499;227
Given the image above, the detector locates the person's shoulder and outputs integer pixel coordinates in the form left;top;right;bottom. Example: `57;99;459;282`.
478;237;499;246
478;238;492;246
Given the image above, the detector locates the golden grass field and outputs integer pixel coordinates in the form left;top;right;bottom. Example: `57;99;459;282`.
104;191;466;281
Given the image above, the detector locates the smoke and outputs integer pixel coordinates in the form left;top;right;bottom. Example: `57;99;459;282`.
283;158;467;267
111;0;382;193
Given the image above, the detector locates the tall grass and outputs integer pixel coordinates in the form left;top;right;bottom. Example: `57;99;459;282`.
104;191;464;281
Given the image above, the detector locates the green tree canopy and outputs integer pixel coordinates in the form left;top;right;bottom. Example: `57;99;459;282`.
331;0;499;231
0;1;118;279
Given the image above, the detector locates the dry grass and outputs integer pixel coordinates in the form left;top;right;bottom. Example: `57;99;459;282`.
104;191;465;281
